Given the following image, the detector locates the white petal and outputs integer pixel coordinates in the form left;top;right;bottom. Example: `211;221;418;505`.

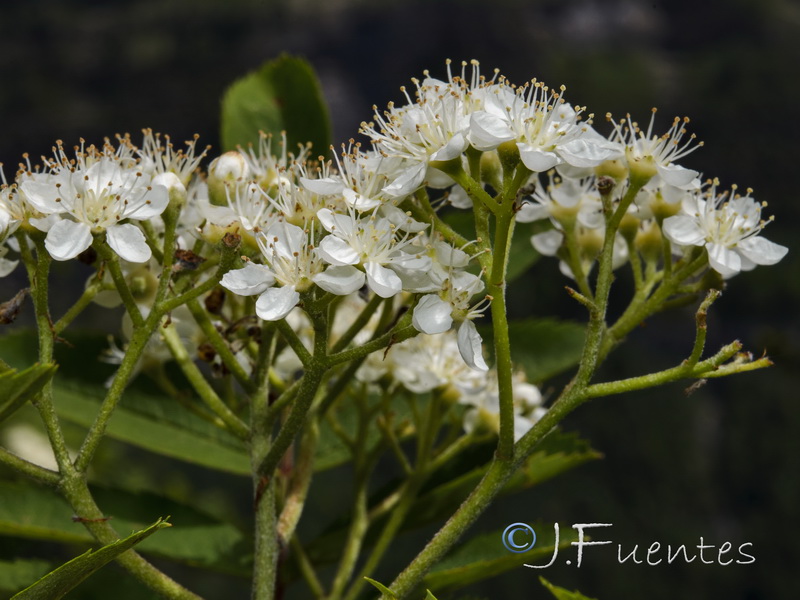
447;185;472;209
425;166;455;189
434;241;470;268
531;230;563;256
412;294;453;334
316;208;354;236
343;188;381;211
318;235;360;266
468;111;515;151
662;215;706;246
515;202;549;223
657;163;699;189
220;262;276;296
0;256;18;277
383;162;427;198
457;320;488;371
300;176;344;195
106;223;151;263
365;262;402;298
20;180;67;215
517;144;561;172
44;219;92;261
124;185;169;220
264;221;305;257
430;132;468;161
313;265;365;295
736;236;788;266
380;204;428;232
706;242;741;278
513;416;535;442
255;285;300;321
558;137;621;168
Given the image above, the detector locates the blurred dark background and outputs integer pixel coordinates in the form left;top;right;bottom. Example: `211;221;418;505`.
1;0;799;598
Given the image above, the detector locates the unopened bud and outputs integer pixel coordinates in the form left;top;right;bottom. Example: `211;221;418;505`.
480;151;502;191
618;213;640;243
634;221;663;261
208;152;249;206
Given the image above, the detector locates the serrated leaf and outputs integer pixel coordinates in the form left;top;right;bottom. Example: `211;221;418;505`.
0;330;251;475
53;381;250;475
424;523;579;594
0;481;251;576
0;560;52;594
540;577;598;600
0;363;57;423
363;577;398;599
402;431;600;531
221;54;331;157
302;432;598;568
11;518;170;599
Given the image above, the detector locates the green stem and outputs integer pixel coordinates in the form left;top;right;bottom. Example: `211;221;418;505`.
277;418;319;545
487;208;516;460
52;280;105;335
95;240;145;328
291;535;325;598
59;475;203;599
19;236;73;474
186;297;255;392
331;294;384;353
74;308;165;472
0;446;60;485
160;323;250;439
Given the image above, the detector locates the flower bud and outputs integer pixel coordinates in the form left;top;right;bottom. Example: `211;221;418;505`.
618;213;640;243
207;152;249;206
152;172;187;210
634;221;663;261
479;151;502;191
497;140;521;174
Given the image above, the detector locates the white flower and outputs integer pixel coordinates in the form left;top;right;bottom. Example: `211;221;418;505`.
316;208;429;298
662;181;788;277
221;220;363;321
609;110;703;188
468;82;620;171
412;270;490;371
19;143;168;262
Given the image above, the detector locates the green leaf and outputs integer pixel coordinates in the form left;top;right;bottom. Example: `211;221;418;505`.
363;577;398;599
0;330;251;476
221;54;331;157
53;381;250;476
0;560;52;594
540;577;599;600
402;431;600;531
0;363;57;424
424;523;579;594
0;481;251;576
11;518;170;599
302;431;598;568
501;318;586;383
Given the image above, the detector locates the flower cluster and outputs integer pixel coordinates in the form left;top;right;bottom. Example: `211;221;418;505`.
0;60;788;446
